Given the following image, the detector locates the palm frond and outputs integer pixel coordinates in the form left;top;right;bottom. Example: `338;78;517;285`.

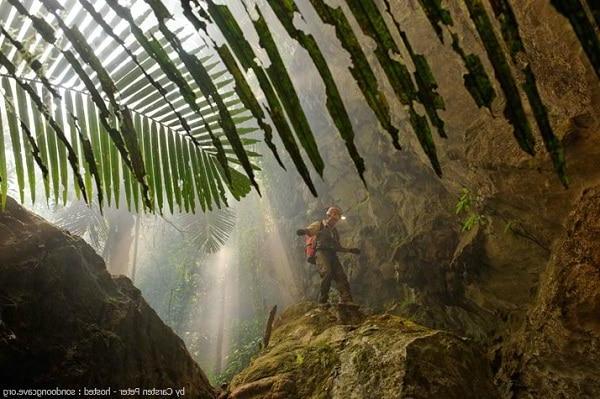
177;207;236;254
0;0;256;212
54;200;108;250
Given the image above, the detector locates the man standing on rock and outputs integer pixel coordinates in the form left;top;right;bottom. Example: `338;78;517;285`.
296;206;360;305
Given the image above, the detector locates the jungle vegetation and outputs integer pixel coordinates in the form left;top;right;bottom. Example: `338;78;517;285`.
0;0;597;215
1;0;597;386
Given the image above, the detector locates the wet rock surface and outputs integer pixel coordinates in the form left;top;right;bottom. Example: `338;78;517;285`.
225;302;499;399
0;197;215;398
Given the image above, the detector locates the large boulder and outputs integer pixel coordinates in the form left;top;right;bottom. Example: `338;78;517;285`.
0;197;215;398
227;302;499;399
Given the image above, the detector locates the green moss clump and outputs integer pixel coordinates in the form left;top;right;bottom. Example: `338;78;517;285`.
464;0;536;155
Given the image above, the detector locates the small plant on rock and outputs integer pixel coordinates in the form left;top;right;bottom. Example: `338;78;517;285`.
455;188;488;232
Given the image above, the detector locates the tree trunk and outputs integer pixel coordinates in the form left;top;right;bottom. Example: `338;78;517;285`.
130;215;142;283
103;208;134;276
214;275;227;375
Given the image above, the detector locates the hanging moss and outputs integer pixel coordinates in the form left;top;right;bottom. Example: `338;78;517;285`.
247;4;325;179
586;0;600;26
489;0;568;186
522;66;568;186
216;45;286;170
266;0;366;185
464;0;536;155
345;0;416;104
309;0;401;150
205;1;318;196
382;0;447;138
450;34;497;109
488;0;524;58
551;0;600;78
182;1;286;172
417;0;454;42
417;0;496;110
409;109;442;176
344;0;442;175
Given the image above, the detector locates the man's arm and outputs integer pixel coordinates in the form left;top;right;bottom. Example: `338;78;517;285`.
334;229;360;254
340;247;361;254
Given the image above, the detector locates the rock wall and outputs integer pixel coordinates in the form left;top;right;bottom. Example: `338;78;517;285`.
0;197;215;398
261;0;600;397
498;186;600;397
270;0;599;309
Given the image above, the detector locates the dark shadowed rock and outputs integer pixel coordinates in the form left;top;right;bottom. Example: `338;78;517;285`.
0;197;215;398
499;186;600;398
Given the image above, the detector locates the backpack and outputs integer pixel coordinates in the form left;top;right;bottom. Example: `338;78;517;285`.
304;222;322;264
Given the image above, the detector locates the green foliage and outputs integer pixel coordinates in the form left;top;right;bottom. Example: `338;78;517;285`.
179;208;236;254
0;0;583;211
463;0;536;156
0;108;7;208
137;210;237;326
0;1;255;212
0;56;88;203
145;0;261;193
461;213;486;232
55;200;108;251
266;0;366;185
455;188;487;232
455;188;472;215
214;318;263;385
488;0;568;187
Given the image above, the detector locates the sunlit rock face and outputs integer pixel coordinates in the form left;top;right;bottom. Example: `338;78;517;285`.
0;198;215;398
226;302;499;399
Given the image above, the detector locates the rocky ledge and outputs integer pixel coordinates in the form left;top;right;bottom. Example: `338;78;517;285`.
225;302;499;399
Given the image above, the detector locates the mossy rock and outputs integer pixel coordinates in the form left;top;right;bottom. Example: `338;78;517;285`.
228;302;499;398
